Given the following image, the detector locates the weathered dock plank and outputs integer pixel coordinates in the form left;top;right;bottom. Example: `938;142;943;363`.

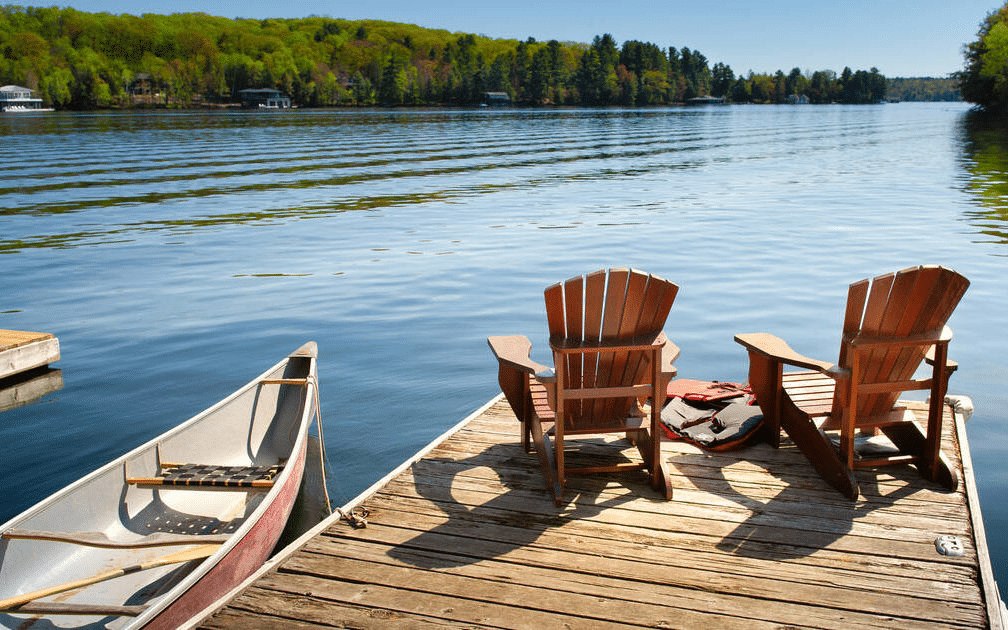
0;329;59;380
192;396;1000;629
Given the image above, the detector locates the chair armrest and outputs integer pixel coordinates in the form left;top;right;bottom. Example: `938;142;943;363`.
658;333;679;378
488;335;551;375
734;332;835;373
925;345;958;373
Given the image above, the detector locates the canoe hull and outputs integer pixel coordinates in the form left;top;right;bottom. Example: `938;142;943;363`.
0;342;319;630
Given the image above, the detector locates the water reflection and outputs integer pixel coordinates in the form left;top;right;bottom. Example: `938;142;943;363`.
959;110;1008;248
0;368;63;413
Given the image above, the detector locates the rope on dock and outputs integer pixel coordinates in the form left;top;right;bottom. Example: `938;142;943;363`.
336;506;369;529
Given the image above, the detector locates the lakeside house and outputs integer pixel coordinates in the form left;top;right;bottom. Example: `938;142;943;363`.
239;88;292;109
0;85;48;112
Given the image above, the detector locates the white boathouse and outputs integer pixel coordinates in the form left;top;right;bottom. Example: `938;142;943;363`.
0;85;47;112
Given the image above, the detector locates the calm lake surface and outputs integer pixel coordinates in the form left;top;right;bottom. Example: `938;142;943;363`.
3;103;1008;583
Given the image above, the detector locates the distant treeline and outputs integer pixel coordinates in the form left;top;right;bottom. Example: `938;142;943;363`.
1;6;907;109
888;77;961;102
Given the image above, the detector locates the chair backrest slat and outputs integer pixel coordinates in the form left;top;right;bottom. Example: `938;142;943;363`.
836;278;870;372
861;271;897;335
623;274;678;410
586;269;624;426
614;270;653;393
545;282;565;336
579;271;606;422
561;275;584;420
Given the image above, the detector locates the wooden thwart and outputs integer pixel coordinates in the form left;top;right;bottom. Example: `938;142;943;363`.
258;378;310;386
127;462;283;490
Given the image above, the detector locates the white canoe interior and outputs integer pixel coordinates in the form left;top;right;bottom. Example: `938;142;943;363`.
0;343;317;629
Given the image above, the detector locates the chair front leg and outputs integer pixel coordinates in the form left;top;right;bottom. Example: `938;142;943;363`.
554;353;566;500
745;351;783;448
923;342;950;482
840;353;859;473
522;373;532;452
496;363;531;450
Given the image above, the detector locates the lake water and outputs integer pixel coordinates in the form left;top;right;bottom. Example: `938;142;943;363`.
3;103;1008;584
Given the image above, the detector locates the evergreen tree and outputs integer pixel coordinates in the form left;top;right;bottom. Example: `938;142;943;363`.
711;62;734;98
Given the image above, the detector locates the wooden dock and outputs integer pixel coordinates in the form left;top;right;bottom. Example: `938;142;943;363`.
192;395;1001;629
0;329;59;380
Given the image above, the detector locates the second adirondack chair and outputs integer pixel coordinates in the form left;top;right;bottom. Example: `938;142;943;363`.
489;268;680;506
735;265;969;499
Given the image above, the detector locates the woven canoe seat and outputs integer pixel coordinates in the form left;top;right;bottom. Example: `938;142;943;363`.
128;463;283;490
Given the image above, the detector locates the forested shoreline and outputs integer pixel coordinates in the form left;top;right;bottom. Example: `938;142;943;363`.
1;5;936;110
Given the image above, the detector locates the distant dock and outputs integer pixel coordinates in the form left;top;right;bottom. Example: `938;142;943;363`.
687;95;726;105
191;395;1001;629
0;329;60;380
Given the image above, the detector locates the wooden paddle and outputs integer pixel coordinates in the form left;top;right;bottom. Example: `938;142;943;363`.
0;543;220;612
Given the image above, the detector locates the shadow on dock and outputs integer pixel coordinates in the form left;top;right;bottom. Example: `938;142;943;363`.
390;441;643;569
195;397;995;630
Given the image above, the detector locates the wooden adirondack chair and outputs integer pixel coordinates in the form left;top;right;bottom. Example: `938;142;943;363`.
488;269;680;506
735;266;969;499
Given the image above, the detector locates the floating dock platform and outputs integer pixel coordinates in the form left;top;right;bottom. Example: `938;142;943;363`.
0;330;59;381
192;395;1001;629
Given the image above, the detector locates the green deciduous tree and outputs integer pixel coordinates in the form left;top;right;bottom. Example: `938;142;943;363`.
808;69;837;103
962;2;1008;113
749;71;773;103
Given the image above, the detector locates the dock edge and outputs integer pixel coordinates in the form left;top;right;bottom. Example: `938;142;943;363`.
954;399;1005;629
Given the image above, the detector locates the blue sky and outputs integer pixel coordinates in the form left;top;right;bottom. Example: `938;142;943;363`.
19;1;1002;77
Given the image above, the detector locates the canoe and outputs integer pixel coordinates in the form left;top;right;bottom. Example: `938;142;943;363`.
0;342;319;629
